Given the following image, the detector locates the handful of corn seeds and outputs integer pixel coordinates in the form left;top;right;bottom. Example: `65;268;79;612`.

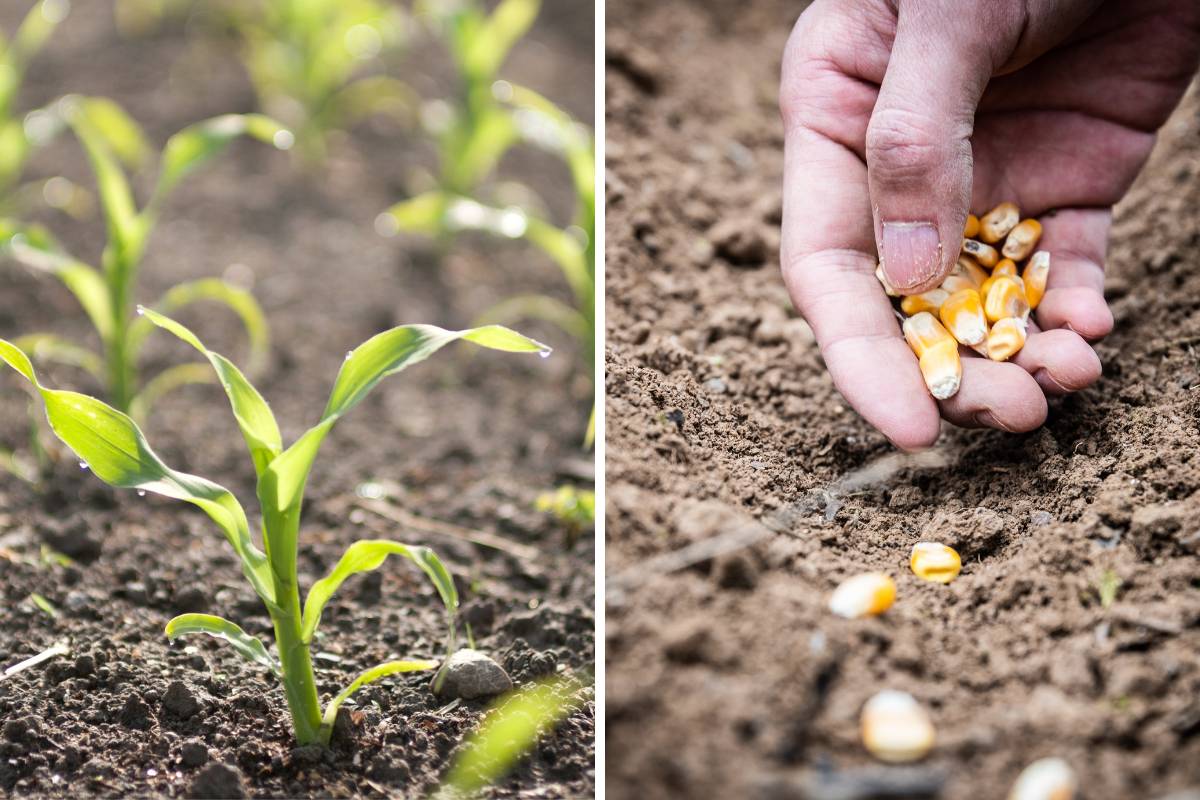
876;202;1051;399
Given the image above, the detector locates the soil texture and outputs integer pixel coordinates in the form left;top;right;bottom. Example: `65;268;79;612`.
605;1;1200;798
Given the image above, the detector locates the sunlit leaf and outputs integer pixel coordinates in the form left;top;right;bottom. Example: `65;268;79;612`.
76;96;149;168
127;362;214;422
10;0;70;71
152;114;292;205
301;539;458;644
319;660;439;741
5;228;113;341
0;340;275;607
464;0;539;81
166;613;280;676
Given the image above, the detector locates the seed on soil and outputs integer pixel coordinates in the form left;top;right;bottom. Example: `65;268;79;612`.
881;203;1052;395
909;542;962;584
1008;757;1077;800
860;690;935;763
828;572;896;619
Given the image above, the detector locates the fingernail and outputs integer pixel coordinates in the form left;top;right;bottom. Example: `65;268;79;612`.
882;222;941;290
974;411;1014;432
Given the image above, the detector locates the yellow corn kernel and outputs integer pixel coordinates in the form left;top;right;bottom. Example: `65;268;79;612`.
1008;758;1077;800
910;542;962;583
828;572;896;619
902;313;962;399
979;272;1025;304
979;201;1020;244
963;214;980;239
876;263;898;297
992;258;1017;277
961;238;999;268
984;276;1030;323
956;257;989;287
1023;250;1049;309
987;317;1028;362
900;288;949;316
1002;218;1042;261
861;690;935;764
939;275;975;295
939;288;987;346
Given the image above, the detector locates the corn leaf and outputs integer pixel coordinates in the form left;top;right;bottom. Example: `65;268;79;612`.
464;0;539;81
475;294;589;342
76;96;149;169
127;277;270;375
4;228;114;341
450;105;517;189
301;539;457;644
0;340;276;608
137;309;282;477
152;114;291;205
379;191;451;236
165;613;280;676
320;659;439;737
264;324;549;513
10;0;70;71
324;76;418;128
127;362;214;422
440;678;582;797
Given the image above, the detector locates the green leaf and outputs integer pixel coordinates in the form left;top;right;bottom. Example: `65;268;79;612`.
320;659;439;739
75;97;150;168
152;114;292;206
165;613;280;676
377;191;451;237
0;340;276;608
10;0;70;70
503;84;594;214
475;294;588;342
127;277;271;375
136;309;281;477
5;228;114;341
323;75;418;128
449;105;517;189
440;677;582;797
301;539;458;644
464;0;540;81
264;324;548;513
127;362;214;422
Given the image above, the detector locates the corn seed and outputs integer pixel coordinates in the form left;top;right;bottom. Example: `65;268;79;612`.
902;313;961;399
962;238;999;268
828;572;896;619
900;289;949;316
963;214;980;239
983;276;1030;324
1023;251;1049;309
1008;757;1077;800
910;542;962;583
1002;218;1042;261
861;690;935;763
979;202;1020;244
939;288;987;346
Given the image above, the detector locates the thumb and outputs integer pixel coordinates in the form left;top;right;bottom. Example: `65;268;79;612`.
869;4;994;294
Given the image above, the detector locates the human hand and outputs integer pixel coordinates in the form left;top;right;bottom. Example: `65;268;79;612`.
778;0;1200;449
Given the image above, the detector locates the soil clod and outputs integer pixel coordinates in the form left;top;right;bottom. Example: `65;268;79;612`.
180;741;209;768
162;680;201;719
188;762;245;800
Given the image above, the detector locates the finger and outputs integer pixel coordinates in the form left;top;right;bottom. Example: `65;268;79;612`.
781;11;940;451
867;3;994;294
1011;326;1103;396
1034;208;1113;340
937;356;1048;432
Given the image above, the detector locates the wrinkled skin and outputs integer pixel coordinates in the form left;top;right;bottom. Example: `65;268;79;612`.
779;0;1200;449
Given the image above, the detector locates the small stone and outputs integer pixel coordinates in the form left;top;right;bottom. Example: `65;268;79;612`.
64;591;89;612
1030;510;1053;527
433;649;513;700
703;378;727;394
162;680;200;718
188;763;244;799
180;741;209;768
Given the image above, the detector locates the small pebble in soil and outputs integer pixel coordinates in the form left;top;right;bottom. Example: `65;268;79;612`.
433;649;513;700
180;741;209;768
188;762;245;800
162;680;201;718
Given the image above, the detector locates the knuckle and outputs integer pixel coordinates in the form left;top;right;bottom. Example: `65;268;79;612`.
865;108;948;182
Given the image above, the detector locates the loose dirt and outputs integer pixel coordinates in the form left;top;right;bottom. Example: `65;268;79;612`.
605;1;1200;798
0;1;594;797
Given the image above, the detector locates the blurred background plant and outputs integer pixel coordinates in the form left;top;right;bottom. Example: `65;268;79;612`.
377;0;595;446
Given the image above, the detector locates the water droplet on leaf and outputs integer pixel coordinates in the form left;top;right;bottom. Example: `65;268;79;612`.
78;461;88;470
538;349;551;359
137;490;146;497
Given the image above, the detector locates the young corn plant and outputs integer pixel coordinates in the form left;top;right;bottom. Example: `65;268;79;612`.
380;78;595;443
224;0;416;163
0;0;96;219
2;96;289;416
0;313;549;745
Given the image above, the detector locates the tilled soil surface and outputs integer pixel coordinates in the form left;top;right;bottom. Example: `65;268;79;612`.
604;1;1200;798
0;1;594;797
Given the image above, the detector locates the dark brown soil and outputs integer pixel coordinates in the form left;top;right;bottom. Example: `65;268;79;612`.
0;1;594;797
604;1;1200;798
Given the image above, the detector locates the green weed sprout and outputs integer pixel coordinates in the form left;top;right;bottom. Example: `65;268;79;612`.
0;314;549;745
437;676;583;798
535;485;594;545
2;97;290;415
226;0;416;163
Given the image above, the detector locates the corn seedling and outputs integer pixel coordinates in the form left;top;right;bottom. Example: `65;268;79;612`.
380;1;596;440
436;676;583;798
221;0;416;163
880;201;1051;399
535;484;594;546
0;1;104;219
0;313;549;745
2;97;289;416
